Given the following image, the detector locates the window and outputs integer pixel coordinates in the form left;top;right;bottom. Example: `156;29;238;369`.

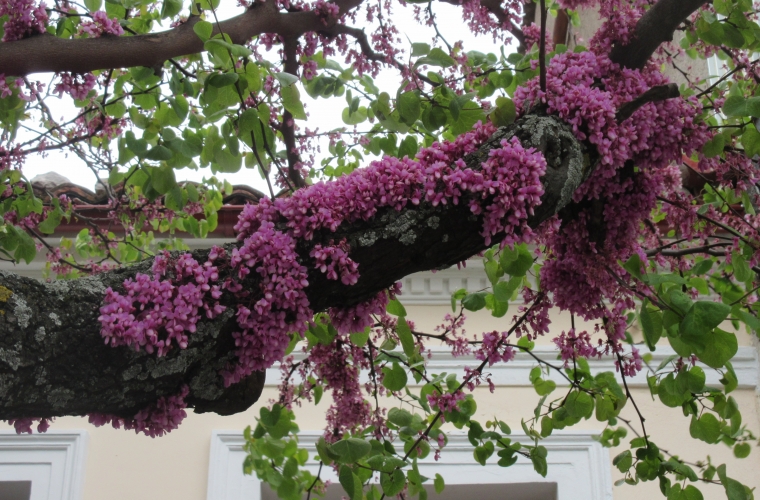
0;431;88;500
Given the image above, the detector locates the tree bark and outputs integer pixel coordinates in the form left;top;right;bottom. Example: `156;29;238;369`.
0;114;586;420
608;0;709;70
0;0;708;77
0;0;361;77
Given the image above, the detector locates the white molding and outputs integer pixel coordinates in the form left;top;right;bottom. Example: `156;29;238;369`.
207;430;611;500
400;261;491;305
0;431;88;500
267;346;760;390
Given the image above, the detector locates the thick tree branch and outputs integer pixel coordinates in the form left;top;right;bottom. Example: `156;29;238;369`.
0;0;363;77
609;0;709;70
0;114;588;421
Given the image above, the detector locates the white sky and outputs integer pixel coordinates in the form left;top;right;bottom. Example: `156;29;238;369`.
20;2;518;193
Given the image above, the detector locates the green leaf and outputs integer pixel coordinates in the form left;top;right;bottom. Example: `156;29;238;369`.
397;91;421;125
717;464;750;500
213;147;242;173
396;317;415;357
490;96;516;127
411;43;430;56
144;145;173;161
565;391;594;419
640;302;662;350
494;275;521;303
722;95;760;118
500;244;533;277
281;84;307;120
697;328;738;369
342;106;367;125
416;47;456;67
732;251;752;282
686;366;706;393
161;0;183;19
13;230;36;264
382;363;408;392
613;450;633;472
657;373;689;407
530;446;548;477
680;301;730;343
386;299;406;317
689;413;721;443
193;20;213;41
350;329;369;347
623;253;644;280
84;0;102;12
380;469;405;497
274;71;299;87
207;72;239;88
339;465;363;500
540;416;553;437
38;208;63;235
316;437;339;465
474;443;494;465
462;292;487;311
690;258;714;276
702;133;725;158
741;127;760;157
734;442;751;458
332;439;372;463
434;474;444;494
387;407;413;427
672;485;704;500
397;136;418;159
533;378;556;396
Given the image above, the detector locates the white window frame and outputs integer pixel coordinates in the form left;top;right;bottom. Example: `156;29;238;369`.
0;431;88;500
207;430;612;500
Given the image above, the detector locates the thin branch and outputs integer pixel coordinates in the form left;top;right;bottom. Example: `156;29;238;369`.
281;38;308;189
538;0;547;94
616;84;680;122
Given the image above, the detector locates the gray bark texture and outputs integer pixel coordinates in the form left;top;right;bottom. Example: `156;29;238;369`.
0;114;587;420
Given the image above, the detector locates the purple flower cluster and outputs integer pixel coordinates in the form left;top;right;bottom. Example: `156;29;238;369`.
80;11;124;37
475;330;515;366
310;239;360;285
8;417;52;434
0;0;47;42
308;341;373;439
53;73;96;101
98;251;226;356
235;121;544;249
224;221;311;386
512;50;709;332
552;328;599;365
88;385;189;438
329;289;390;335
427;390;465;416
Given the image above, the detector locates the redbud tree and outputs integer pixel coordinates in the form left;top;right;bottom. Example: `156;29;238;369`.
0;0;759;497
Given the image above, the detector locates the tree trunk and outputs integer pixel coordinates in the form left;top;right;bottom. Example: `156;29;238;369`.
0;114;587;420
